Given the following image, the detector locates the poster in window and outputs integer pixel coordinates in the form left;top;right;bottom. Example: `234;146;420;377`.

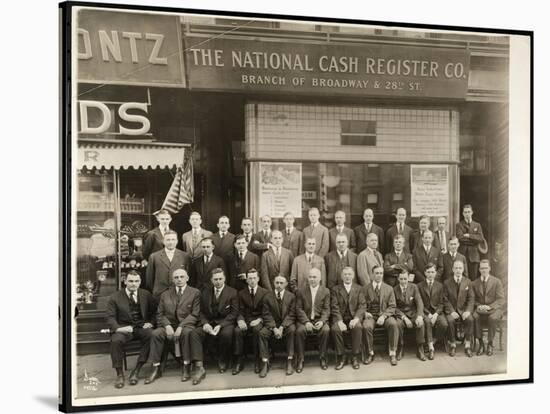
259;162;302;218
410;165;449;217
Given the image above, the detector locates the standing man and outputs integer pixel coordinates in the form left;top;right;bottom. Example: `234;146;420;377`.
354;208;385;254
357;233;384;286
144;269;200;384
181;212;213;260
228;235;261;291
106;271;155;389
240;217;255;247
325;233;358;289
145;230;190;300
329;210;356;252
412;230;442;283
233;269;269;375
260;230;294;291
417;263;448;360
330;267;365;370
143;209;172;260
472;260;505;356
362;265;399;366
434;216;451;254
295;268;331;372
303;207;330;258
394;267;426;361
259;276;296;377
456;204;485;280
385;208;413;253
410;215;432;251
189;237;226;291
383;234;414;287
290;237;327;291
211;216;236;265
439;237;469;282
282;212;304;258
250;215;273;257
443;260;475;357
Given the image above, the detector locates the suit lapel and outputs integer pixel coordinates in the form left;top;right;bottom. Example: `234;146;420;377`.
137;289;147;317
159;250;171;268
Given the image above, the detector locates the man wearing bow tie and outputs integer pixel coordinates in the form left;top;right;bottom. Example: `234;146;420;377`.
143;209;172;260
212;216;236;265
181;212;213;260
190;237;226;291
250;215;274;257
439;237;469;282
303;207;330;258
260;230;294;291
385;208;413;253
282;212;305;258
472;260;505;356
384;234;414;287
456;204;485;280
329;210;356;252
229;235;261;291
290;237;327;291
354;208;385;254
325;233;358;289
357;233;384;286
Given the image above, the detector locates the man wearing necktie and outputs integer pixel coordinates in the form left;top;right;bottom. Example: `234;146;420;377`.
181;212;213;260
354;208;385;254
472;260;505;356
282;212;305;257
412;230;443;283
142;209;172;260
456;204;485;280
250;215;274;257
228;235;261;291
212;215;236;266
190;237;226;291
385;208;413;253
411;215;432;252
439;237;469;282
290;237;327;291
302;207;330;258
328;210;357;252
383;234;414;287
325;233;358;289
357;233;384;286
260;230;294;291
240;217;254;247
434;216;450;254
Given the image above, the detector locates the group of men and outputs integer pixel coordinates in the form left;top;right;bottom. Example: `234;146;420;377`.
106;204;505;389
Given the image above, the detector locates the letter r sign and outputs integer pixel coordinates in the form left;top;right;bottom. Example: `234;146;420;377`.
84;151;100;162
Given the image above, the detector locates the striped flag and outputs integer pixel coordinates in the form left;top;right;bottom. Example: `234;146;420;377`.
160;152;194;214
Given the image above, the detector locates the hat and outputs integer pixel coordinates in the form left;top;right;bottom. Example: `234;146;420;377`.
478;237;488;254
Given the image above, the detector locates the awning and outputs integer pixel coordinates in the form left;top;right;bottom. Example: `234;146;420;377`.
77;139;189;170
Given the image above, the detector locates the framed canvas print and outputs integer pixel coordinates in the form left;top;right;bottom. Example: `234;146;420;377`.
59;1;533;411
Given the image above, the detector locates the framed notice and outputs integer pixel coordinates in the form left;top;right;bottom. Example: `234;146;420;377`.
410;165;449;217
259;162;302;218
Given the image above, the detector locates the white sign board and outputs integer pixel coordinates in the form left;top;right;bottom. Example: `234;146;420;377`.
411;165;449;217
259;162;302;218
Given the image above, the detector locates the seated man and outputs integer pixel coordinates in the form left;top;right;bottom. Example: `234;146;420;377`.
105;270;155;389
472;259;505;356
295;268;331;372
417;263;448;360
233;269;269;375
330;267;366;370
189;268;238;385
362;265;399;366
144;269;200;384
443;260;475;357
290;237;327;291
383;234;414;287
259;275;297;377
394;267;426;361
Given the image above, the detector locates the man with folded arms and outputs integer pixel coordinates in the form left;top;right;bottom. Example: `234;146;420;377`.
330;267;365;370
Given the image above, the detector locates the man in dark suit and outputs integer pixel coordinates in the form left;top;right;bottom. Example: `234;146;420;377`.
240;217;255;247
233;269;269;375
472;260;505;356
394;267;426;361
144;269;201;384
181;211;213;260
259;276;296;377
295;268;331;372
211;215;236;265
189;268;238;383
410;215;433;252
249;215;273;257
329;210;356;252
383;234;414;287
354;208;385;254
106;270;155;388
412;230;442;283
142;209;172;260
438;237;469;282
433;216;451;254
229;235;261;291
260;230;294;291
456;204;485;280
145;230;190;300
302;207;330;258
282;212;304;257
189;237;226;291
325;233;358;289
417;263;448;360
443;260;475;357
362;265;399;366
330;267;365;370
385;207;413;253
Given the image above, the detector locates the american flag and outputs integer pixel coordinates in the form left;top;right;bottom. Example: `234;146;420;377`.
161;152;194;214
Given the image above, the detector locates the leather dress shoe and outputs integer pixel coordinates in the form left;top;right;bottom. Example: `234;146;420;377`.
192;366;206;385
487;344;494;356
232;358;243;375
218;360;227;373
181;364;191;382
417;347;427;361
259;361;269;378
144;366;161;385
428;349;435;360
335;355;345;370
254;359;261;374
465;347;473;358
449;346;456;357
114;375;125;389
128;367;140;385
295;358;304;373
477;342;486;356
320;357;328;370
286;359;294;375
396;347;403;361
351;356;360;370
363;353;374;365
390;355;398;366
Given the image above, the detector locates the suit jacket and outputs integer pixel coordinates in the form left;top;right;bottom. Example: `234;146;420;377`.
303;223;330;258
290;253;327;291
329;226;357;252
394;283;424;319
190;253;226;291
412;245;442;283
211;232;236;262
146;248;190;298
156;286;201;328
249;230;273;257
106;288;156;332
471;275;505;312
410;229;434;252
330;283;366;323
199;285;238;328
357;248;384;286
417;280;446;315
325;250;358;289
228;251;261;291
260;247;294;291
142;227;166;260
282;228;305;258
237;285;269;324
262;290;296;329
385;223;413;253
295;285;331;324
443;277;475;315
383;250;414;281
455;220;484;262
433;230;451;253
439;251;469;282
354;223;385;254
363;282;396;318
181;228;213;260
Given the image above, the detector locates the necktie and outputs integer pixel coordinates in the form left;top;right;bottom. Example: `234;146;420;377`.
130;292;137;304
264;230;268;239
221;232;225;238
276;291;283;313
375;284;380;297
308;255;312;264
310;290;316;320
287;229;291;236
398;223;402;234
428;282;433;298
215;288;221;299
482;278;487;301
367;224;371;233
402;288;407;301
250;288;255;300
239;252;244;261
205;255;209;265
276;247;280;259
245;233;250;242
440;231;446;252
